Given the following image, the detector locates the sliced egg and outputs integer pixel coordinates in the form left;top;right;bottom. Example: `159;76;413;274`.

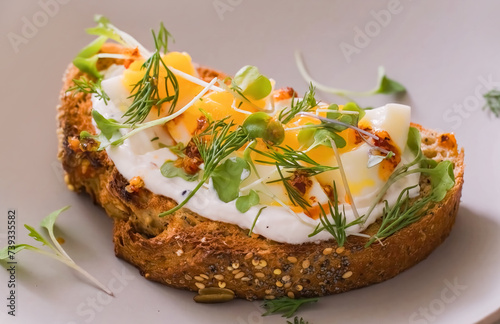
314;103;411;206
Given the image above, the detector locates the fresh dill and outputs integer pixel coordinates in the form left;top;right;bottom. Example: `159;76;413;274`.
159;118;249;216
365;186;433;247
483;89;500;117
248;206;266;236
251;145;336;211
275;165;312;210
278;83;317;124
308;183;363;246
67;76;110;105
252;145;337;177
122;24;179;125
262;297;319;318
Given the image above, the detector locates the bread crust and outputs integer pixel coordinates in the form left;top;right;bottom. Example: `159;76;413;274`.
57;44;464;300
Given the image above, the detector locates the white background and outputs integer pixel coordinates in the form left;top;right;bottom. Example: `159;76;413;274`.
0;1;500;323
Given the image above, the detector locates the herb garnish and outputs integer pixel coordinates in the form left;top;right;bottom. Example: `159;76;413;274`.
122;24;179;125
159;119;249;216
262;297;319;318
252;145;338;177
309;183;363;246
483;89;500;117
236;190;261;213
295;51;405;98
363;127;455;223
251;145;337;211
279;83;317;124
67;76;110;104
0;207;112;296
365;185;433;247
248;206;266;236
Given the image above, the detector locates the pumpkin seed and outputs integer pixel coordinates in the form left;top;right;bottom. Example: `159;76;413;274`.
193;293;234;303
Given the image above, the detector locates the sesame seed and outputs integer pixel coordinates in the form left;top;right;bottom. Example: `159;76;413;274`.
176;249;184;256
323;248;333;255
265;289;273;295
232;269;241;275
342;271;353;279
255;272;265;278
252;259;259;266
296;285;303;291
184;274;192;281
165;279;172;284
194;276;204;282
259;260;267;267
302;260;310;269
282;275;291;282
273;269;282;275
276;281;283;287
245;252;254;260
232;262;240;269
218;281;226;288
200;274;209;280
195;282;205;289
227;266;234;271
254;266;263;270
287;257;298;263
287;292;295;299
265;295;276;300
336;247;345;254
284;282;292;289
234;272;245;279
214;274;224;280
241;277;250;282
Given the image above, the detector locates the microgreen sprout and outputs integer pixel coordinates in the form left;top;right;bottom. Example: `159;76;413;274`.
0;207;113;296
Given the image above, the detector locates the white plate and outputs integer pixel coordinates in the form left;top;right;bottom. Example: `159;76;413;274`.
1;1;500;323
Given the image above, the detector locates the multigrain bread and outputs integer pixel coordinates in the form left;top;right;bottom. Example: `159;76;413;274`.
57;43;464;300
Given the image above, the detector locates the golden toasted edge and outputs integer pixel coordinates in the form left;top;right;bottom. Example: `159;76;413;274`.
57;44;464;300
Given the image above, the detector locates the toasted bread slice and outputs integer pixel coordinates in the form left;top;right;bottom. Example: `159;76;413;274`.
57;43;464;300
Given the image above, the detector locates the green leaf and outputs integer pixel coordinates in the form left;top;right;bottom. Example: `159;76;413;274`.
73;56;102;79
262;297;319;318
86;15;126;45
297;123;315;147
0;244;40;260
40;206;71;241
75;35;107;59
233;65;272;100
406;126;422;158
374;67;406;95
160;160;198;181
313;128;346;149
342;101;366;121
92;109;128;140
243;112;285;145
426;160;455;202
24;224;52;247
211;157;250;203
236;190;260;213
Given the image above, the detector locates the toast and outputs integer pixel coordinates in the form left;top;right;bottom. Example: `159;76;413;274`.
57;43;464;300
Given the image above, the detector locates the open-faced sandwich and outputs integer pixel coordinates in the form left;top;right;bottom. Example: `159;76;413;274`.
57;16;464;301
